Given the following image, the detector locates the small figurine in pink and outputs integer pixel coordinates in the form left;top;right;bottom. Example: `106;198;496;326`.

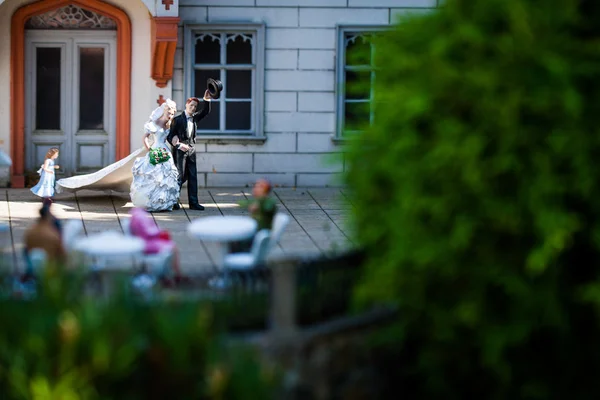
129;207;180;277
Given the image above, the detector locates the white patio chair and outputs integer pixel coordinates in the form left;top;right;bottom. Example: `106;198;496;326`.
223;229;271;271
268;212;290;253
61;219;86;269
62;219;84;252
144;251;174;278
121;218;132;236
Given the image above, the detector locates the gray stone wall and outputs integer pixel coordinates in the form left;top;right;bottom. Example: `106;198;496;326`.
173;0;438;187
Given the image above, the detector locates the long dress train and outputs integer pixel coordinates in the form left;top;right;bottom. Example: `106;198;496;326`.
55;148;147;194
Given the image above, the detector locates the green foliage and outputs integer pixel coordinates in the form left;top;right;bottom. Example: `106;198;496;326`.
0;271;277;399
344;0;600;398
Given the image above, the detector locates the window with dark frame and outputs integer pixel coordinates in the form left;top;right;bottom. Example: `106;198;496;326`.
192;31;255;135
338;29;379;136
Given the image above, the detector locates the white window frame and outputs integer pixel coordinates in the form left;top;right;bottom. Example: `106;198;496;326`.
184;23;266;141
335;25;385;139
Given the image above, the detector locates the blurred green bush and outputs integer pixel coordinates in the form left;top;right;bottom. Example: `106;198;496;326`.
0;271;276;399
344;0;600;398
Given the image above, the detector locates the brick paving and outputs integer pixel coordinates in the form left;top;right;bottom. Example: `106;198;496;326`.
0;188;355;274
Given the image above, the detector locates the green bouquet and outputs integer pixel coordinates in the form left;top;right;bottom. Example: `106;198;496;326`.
148;147;170;165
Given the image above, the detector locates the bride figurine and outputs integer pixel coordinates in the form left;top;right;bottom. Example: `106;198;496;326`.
130;99;180;211
56;100;179;209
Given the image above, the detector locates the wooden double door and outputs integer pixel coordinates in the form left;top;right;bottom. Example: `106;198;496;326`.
25;30;116;176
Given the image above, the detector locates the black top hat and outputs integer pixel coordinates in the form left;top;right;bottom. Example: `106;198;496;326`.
207;78;223;99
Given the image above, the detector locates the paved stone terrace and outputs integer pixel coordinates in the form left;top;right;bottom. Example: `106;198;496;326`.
0;188;355;274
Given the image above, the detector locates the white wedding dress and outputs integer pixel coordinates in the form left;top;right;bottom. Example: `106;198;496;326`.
129;123;180;211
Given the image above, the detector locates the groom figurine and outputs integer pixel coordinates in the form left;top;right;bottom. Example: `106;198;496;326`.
167;90;212;210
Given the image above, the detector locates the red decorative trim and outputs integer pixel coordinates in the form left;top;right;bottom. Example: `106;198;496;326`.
151;17;180;88
11;0;132;187
162;0;174;11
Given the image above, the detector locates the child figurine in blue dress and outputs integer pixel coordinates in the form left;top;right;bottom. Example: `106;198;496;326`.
31;147;60;201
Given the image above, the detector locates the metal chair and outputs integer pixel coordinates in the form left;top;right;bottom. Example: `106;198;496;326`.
223;229;271;271
268;212;290;253
62;219;84;252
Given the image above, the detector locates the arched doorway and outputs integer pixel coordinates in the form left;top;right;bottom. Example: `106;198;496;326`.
11;0;131;187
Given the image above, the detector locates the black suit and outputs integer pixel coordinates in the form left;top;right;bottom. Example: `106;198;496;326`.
166;100;211;206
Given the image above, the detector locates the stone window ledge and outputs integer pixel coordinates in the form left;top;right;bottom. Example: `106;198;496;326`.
195;135;267;145
331;135;350;145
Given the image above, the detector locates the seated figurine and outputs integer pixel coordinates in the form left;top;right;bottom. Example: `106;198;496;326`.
23;203;66;276
242;179;277;231
129;208;174;254
230;179;278;254
128;208;181;279
42;197;62;236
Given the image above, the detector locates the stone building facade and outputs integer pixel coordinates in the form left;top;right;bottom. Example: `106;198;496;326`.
0;0;437;188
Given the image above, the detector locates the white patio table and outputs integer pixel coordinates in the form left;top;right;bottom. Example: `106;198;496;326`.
187;216;257;271
72;231;145;298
